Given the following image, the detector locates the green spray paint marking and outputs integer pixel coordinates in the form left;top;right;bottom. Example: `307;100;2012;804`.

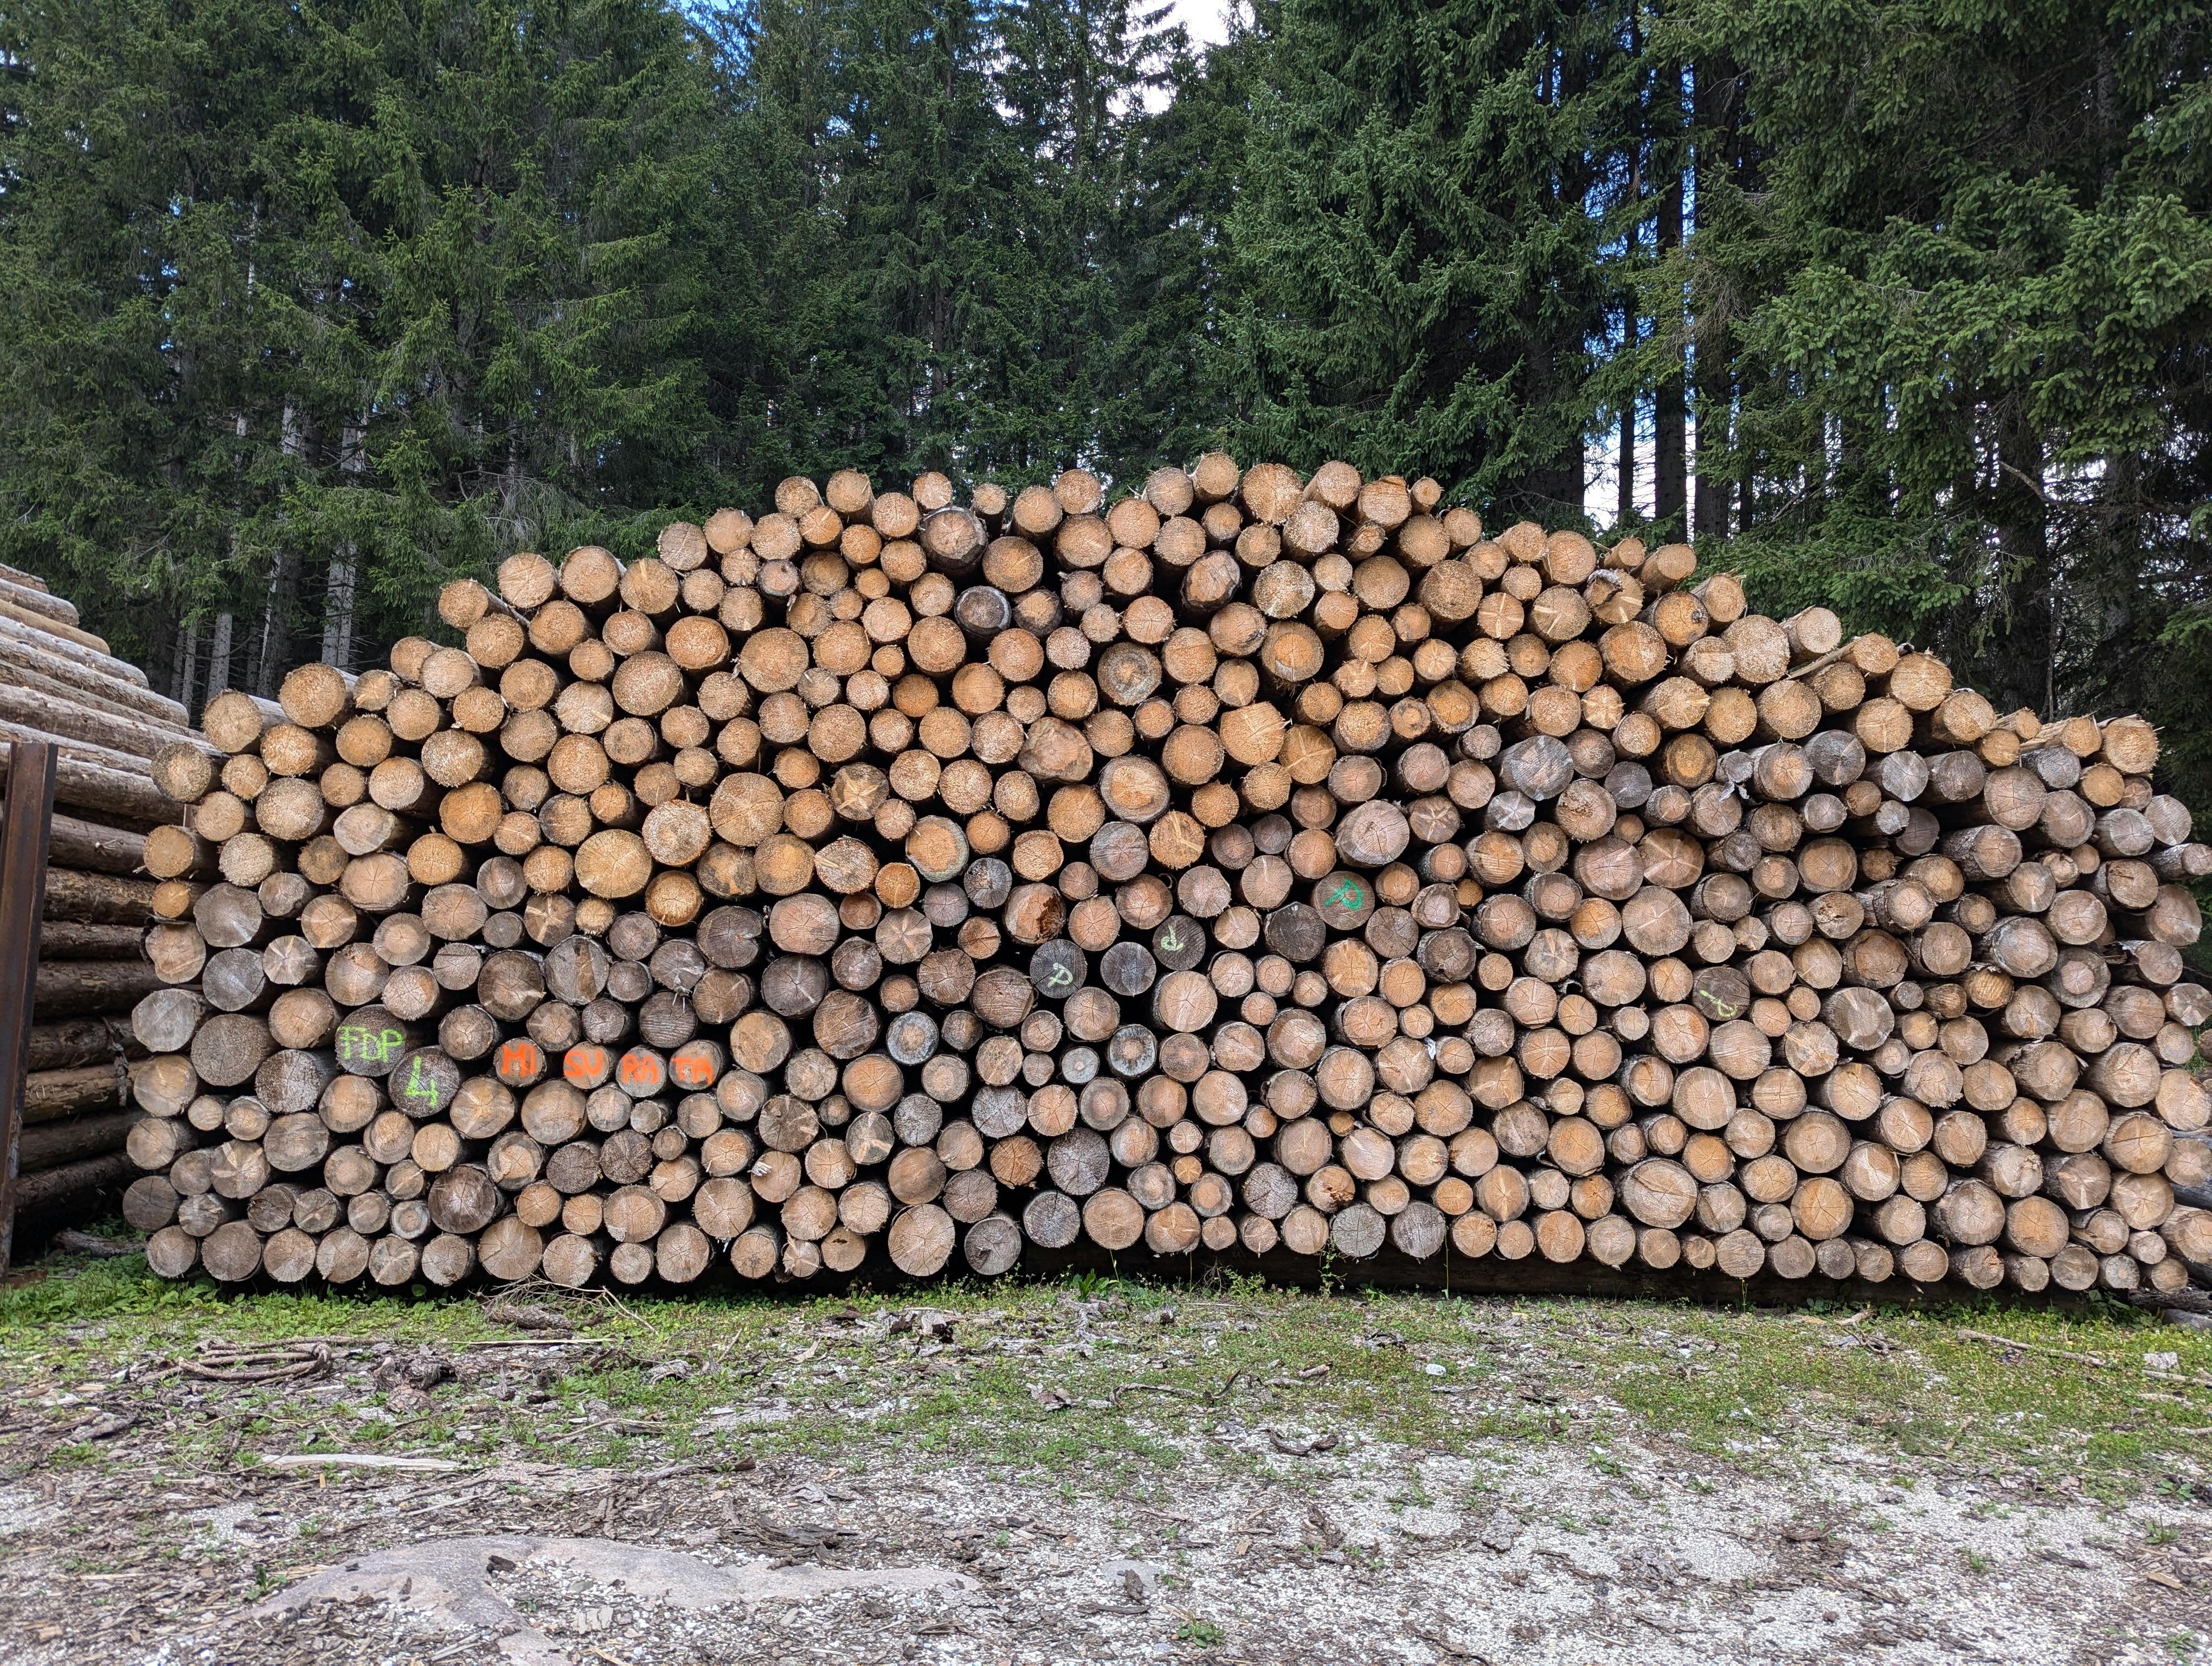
399;1052;444;1112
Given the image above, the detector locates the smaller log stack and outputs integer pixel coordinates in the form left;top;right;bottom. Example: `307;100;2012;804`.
0;560;201;1246
115;461;2212;1299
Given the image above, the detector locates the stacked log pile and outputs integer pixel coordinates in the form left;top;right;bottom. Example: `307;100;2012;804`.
0;560;195;1233
120;462;2212;1294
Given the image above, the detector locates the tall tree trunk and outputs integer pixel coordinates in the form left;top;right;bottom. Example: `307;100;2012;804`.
321;415;367;671
1618;396;1638;528
1519;325;1584;520
1654;145;1687;533
1693;356;1732;540
1654;57;1681;533
1505;36;1590;523
319;559;355;671
504;420;524;551
1551;429;1587;520
175;617;201;721
170;620;192;709
208;612;234;699
1690;57;1741;542
1988;408;2054;716
250;403;305;697
1619;11;1644;531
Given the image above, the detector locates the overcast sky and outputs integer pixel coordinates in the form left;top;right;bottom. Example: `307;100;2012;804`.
1163;0;1236;47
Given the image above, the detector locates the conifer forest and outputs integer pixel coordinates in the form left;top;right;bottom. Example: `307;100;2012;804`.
2;0;2208;805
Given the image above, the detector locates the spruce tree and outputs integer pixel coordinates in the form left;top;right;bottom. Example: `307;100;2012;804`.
0;0;323;689
1225;0;1641;518
1090;4;1267;479
1668;0;2212;802
995;0;1191;479
0;0;729;693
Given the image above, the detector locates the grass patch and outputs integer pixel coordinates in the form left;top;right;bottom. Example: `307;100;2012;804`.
3;1244;2208;1501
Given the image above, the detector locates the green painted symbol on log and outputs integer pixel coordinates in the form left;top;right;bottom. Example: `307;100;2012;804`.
336;1026;404;1066
398;1052;443;1112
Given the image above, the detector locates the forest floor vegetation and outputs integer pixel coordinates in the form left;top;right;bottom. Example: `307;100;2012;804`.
0;1242;2207;1664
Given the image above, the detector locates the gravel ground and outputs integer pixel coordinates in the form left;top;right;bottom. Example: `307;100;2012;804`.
1;1254;2207;1665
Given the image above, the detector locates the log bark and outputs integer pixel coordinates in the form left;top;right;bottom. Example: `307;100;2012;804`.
1;733;172;824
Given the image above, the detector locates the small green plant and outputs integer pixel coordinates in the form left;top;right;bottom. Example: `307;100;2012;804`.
1963;1550;1990;1573
1067;1270;1121;1300
2168;1632;2200;1659
2146;1523;2181;1546
1175;1616;1225;1648
1315;1243;1341;1298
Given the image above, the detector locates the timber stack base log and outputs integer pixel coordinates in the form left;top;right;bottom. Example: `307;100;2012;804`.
0;560;191;1260
116;467;2212;1297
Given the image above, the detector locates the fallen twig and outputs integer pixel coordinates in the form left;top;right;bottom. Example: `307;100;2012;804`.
180;1342;333;1384
1114;1382;1198;1404
1413;1629;1490;1662
1957;1328;2212;1389
1955;1329;2109;1368
260;1453;462;1472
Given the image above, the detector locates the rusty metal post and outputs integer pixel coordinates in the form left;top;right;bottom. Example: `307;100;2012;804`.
0;740;58;1272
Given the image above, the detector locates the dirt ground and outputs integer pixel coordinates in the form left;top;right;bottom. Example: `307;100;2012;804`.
1;1248;2208;1666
